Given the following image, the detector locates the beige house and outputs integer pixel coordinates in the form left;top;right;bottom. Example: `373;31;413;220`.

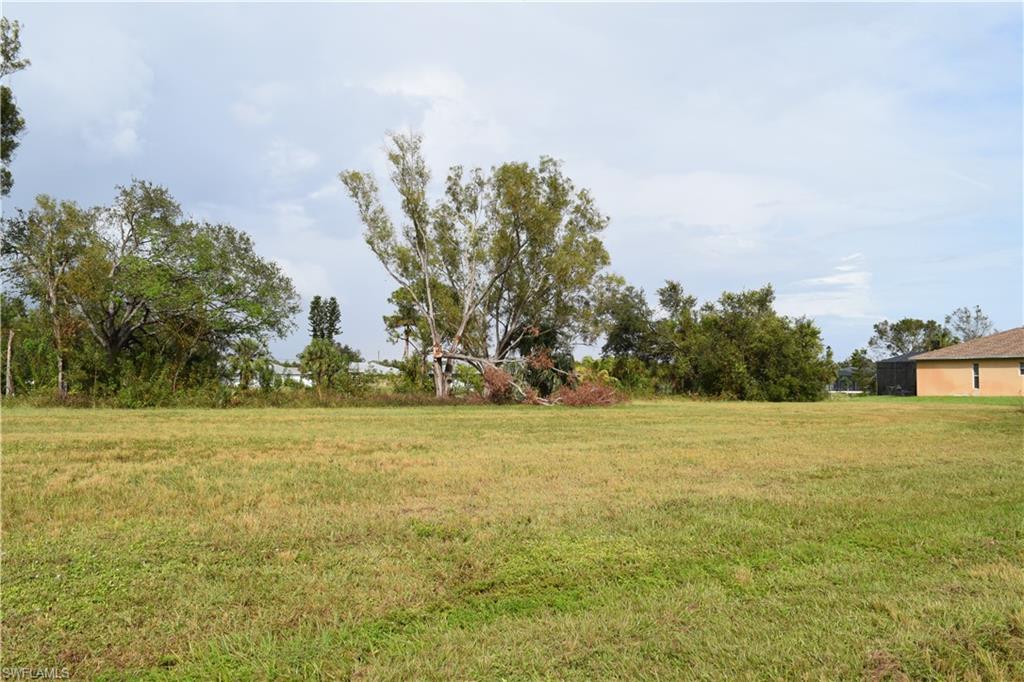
913;327;1024;397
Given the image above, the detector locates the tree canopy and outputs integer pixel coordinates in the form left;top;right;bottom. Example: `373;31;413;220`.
591;279;835;401
341;132;609;397
868;318;956;358
945;305;995;342
2;182;300;398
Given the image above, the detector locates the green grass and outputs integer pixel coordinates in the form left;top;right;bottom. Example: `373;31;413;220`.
3;401;1022;679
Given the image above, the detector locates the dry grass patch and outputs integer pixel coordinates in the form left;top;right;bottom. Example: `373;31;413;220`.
2;399;1022;678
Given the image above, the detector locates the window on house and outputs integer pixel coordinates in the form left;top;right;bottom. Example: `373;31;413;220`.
1019;361;1024;376
973;363;980;389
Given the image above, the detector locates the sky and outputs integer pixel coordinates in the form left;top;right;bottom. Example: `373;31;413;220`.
4;2;1022;361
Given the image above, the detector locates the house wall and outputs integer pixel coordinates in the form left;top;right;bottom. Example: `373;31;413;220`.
916;359;1024;397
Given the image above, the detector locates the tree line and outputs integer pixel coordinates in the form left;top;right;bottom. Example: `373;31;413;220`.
0;132;841;404
2;182;300;401
338;133;835;402
0;23;994;405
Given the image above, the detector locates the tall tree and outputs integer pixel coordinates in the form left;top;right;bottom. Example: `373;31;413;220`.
868;318;954;358
342;134;449;395
323;297;341;341
308;295;324;338
1;18;30;197
67;180;185;370
308;295;341;340
341;132;609;397
2;196;94;398
945;305;995;342
67;182;300;382
4;183;300;397
479;158;610;364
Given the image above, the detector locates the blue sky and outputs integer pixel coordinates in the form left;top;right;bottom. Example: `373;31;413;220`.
4;2;1021;361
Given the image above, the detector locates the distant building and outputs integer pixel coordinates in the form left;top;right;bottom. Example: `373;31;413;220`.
876;351;920;396
912;327;1024;397
829;366;865;393
270;362;311;387
233;360;401;388
349;361;400;376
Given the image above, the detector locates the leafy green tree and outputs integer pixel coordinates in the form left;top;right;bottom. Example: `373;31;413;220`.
299;337;344;398
592;275;657;361
479;158;609;363
2;196;94;398
868;318;954;358
945;306;994;342
341;132;609;397
3;183;300;398
67;180;186;371
67;182;299;387
681;285;832;401
593;281;833;401
1;17;30;197
383;287;425;361
228;337;270;390
843;348;876;393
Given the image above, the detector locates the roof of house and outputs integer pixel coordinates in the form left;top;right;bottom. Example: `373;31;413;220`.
911;327;1024;361
877;351;921;364
270;362;302;376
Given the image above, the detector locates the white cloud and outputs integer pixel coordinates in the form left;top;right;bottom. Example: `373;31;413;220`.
264;139;319;179
363;67;509;170
307;182;341;200
28;15;152;157
231;82;288;127
578;164;822;237
83;108;144;157
367;68;466;101
275;257;330;302
776;254;874;320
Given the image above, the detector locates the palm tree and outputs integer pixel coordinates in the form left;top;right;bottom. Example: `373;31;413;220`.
299;338;343;399
229;338;270;390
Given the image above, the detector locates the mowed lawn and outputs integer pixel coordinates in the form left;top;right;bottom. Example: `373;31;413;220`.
3;400;1023;680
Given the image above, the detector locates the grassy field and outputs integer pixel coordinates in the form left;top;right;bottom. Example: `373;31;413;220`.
3;400;1022;680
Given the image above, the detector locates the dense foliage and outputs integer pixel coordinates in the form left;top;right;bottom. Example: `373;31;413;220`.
592;279;836;401
1;182;300;401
